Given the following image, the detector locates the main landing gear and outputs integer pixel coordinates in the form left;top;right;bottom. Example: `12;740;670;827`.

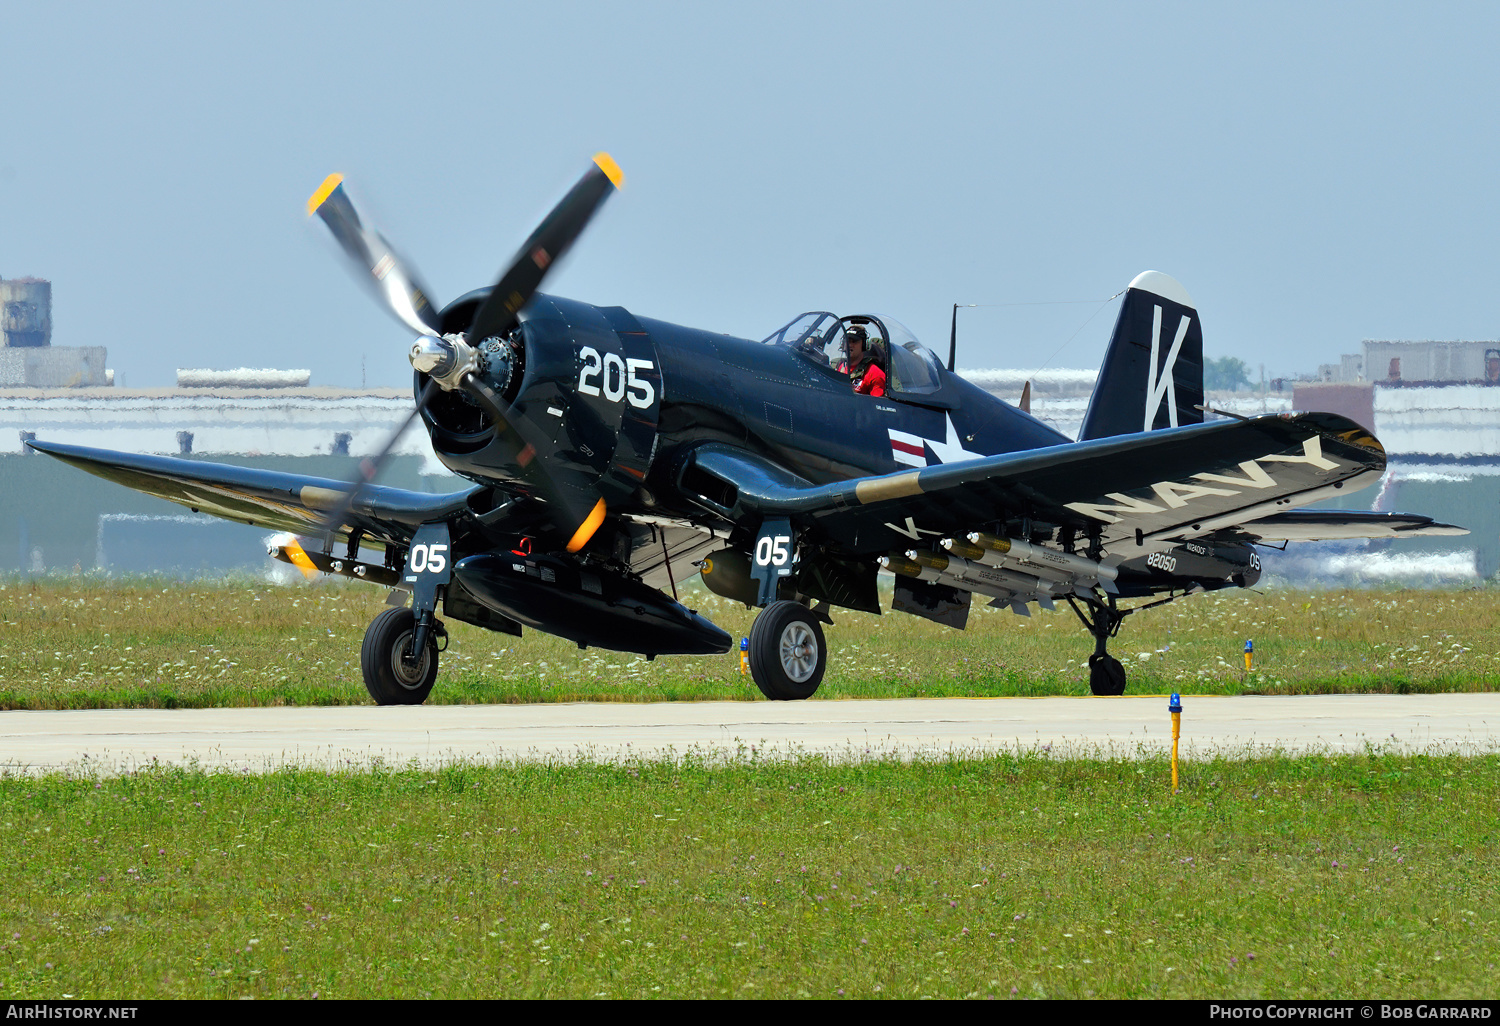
360;606;446;705
1067;593;1128;696
1066;590;1184;696
747;600;828;701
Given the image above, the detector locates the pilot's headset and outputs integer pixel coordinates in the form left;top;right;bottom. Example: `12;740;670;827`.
844;324;868;367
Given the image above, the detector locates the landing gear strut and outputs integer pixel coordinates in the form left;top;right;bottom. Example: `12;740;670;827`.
1067;594;1127;696
747;600;827;700
1066;590;1185;696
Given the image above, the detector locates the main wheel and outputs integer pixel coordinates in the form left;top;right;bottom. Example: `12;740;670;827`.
748;600;827;700
1087;653;1127;696
360;607;439;705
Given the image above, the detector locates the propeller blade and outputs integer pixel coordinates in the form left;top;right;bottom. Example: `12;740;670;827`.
315;377;443;551
466;153;624;344
279;535;321;580
457;153;622;551
307;155;625;558
307;174;443;336
456;371;606;552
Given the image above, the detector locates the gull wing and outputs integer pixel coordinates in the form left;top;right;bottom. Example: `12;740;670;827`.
681;412;1410;557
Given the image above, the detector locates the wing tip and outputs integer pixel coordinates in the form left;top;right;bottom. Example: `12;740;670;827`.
22;438;79;460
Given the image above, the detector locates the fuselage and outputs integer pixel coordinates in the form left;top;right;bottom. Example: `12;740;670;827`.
421;290;1070;522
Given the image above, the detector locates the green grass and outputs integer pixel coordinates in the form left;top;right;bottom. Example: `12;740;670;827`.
4;577;1497;999
1;576;1497;708
1;752;1496;999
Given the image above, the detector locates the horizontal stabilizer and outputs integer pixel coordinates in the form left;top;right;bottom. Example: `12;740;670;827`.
1224;510;1468;542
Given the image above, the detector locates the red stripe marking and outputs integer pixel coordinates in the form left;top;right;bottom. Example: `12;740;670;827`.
891;440;925;457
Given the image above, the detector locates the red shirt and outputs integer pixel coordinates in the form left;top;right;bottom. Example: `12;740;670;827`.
854;361;887;398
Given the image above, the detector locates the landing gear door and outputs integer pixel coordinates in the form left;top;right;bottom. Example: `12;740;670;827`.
750;517;795;607
404;522;453;615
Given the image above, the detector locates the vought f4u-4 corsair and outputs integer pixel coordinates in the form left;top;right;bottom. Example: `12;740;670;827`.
31;155;1466;702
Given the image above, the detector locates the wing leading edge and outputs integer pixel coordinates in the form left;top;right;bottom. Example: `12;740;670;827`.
26;440;479;546
681;412;1437;557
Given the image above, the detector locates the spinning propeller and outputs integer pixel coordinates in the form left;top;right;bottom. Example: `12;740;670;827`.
301;155;624;560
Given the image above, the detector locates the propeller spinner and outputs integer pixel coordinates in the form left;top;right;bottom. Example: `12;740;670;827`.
307;155;624;554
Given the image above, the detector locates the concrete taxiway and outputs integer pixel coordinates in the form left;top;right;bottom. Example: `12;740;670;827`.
1;693;1497;775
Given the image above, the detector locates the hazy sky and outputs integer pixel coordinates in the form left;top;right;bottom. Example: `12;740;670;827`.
5;1;1500;388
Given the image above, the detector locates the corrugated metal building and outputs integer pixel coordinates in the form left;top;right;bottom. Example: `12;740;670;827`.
2;386;452;574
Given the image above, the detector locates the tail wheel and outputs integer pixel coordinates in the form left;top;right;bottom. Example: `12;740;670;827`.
1087;653;1127;696
360;606;439;705
748;600;826;701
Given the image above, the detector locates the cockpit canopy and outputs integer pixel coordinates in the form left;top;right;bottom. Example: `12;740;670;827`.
760;311;944;395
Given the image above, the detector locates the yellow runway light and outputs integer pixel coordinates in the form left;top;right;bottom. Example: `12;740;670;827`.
1169;693;1183;793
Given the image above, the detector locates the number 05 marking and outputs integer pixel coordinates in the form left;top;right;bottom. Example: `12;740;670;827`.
754;535;791;567
410;543;447;574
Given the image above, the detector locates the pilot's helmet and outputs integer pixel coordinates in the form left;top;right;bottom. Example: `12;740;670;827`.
845;324;868;348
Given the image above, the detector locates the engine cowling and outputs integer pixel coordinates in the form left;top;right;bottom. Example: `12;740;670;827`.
419;291;662;515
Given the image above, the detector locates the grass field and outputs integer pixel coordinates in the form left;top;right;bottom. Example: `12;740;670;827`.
4;576;1496;999
1;751;1495;999
1;576;1496;708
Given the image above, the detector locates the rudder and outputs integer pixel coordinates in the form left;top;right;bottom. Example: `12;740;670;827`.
1078;270;1203;441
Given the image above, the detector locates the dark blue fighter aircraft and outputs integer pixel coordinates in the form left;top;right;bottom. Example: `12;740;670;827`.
29;155;1465;702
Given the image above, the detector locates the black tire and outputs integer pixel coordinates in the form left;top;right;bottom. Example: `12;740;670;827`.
1088;653;1127;697
360;607;439;706
748;600;826;700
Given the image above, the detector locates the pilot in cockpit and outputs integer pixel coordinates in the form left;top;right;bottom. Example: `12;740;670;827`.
845;325;887;398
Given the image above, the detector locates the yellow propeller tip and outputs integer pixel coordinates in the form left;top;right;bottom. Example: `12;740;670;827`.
593;153;625;189
566;498;608;553
306;173;344;216
283;538;321;580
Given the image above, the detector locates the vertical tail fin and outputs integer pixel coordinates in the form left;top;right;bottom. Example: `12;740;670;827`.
1077;271;1203;441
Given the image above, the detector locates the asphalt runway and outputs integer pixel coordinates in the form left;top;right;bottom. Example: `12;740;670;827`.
2;693;1497;775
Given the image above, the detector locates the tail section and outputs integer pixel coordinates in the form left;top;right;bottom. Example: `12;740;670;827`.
1078;270;1203;441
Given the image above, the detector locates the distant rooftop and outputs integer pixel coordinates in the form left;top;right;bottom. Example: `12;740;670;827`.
957;368;1098;397
176;368;311;389
0;386;406;401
